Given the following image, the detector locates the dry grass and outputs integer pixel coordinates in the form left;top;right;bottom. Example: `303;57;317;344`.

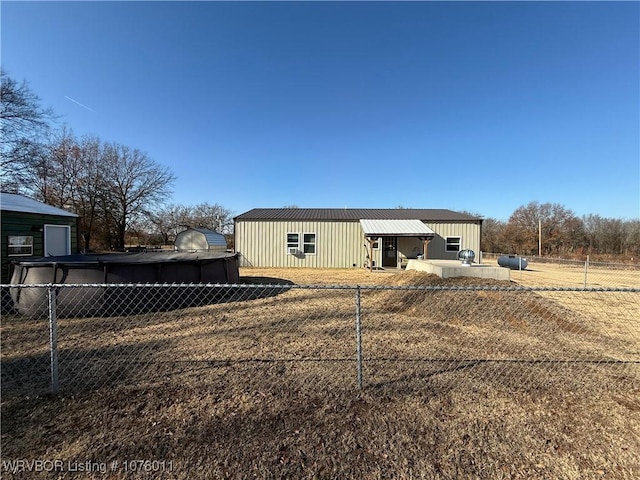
481;258;640;289
240;266;393;285
3;375;639;479
2;266;639;479
482;259;640;341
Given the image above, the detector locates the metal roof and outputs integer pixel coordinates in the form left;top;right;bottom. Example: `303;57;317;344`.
188;228;228;247
360;219;436;237
235;208;480;222
0;192;78;217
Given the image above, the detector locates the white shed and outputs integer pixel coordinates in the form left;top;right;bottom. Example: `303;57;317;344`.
175;228;227;253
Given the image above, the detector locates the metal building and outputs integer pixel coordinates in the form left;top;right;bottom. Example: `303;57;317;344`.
234;208;482;269
1;192;79;283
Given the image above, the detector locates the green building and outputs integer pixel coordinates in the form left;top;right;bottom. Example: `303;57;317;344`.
1;192;79;283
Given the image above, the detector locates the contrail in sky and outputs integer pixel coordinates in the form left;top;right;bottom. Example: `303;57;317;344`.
65;95;96;112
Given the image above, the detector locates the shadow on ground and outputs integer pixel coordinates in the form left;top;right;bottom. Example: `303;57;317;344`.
4;277;296;318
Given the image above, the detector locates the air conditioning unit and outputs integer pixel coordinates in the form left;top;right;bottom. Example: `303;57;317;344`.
288;247;299;255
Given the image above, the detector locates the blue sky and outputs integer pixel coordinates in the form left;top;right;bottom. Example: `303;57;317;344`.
2;1;639;220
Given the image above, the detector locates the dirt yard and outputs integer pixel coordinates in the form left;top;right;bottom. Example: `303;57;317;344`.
1;265;639;479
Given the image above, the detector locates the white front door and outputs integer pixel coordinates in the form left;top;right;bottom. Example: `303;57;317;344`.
44;225;71;256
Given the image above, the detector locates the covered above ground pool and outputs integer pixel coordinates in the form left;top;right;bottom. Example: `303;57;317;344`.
10;251;240;316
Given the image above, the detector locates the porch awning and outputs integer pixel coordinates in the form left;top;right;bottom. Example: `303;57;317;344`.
360;219;435;238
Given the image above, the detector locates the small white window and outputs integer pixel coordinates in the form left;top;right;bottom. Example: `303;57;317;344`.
287;233;299;254
445;236;461;252
303;233;316;254
8;236;34;256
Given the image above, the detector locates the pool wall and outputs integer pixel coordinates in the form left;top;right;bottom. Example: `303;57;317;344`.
10;252;240;316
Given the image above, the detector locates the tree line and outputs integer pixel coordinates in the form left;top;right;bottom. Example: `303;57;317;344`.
2;72;638;258
479;202;640;259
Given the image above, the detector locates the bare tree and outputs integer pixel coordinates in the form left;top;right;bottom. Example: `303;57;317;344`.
599;218;625;255
24;133;176;251
504;202;582;256
100;143;176;250
148;204;192;245
27;128;82;208
189;202;234;233
73;136;107;251
582;214;604;254
148;202;234;246
480;217;506;253
25;132;107;251
0;71;56;190
582;214;631;256
623;220;640;257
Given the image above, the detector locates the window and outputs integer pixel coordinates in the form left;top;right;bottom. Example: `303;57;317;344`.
287;232;316;255
445;236;461;252
303;233;316;254
365;237;379;249
8;235;33;256
287;233;299;254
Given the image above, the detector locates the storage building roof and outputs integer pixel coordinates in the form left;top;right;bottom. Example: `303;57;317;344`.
0;192;78;217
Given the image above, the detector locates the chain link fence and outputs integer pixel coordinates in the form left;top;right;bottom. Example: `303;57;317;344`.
481;252;640;288
2;282;638;397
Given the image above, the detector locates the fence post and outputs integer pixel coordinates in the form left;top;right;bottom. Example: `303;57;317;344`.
519;256;523;280
48;285;59;394
355;286;363;389
584;255;590;289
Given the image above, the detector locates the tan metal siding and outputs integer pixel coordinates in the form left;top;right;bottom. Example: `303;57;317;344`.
425;222;481;260
398;237;424;260
235;221;368;268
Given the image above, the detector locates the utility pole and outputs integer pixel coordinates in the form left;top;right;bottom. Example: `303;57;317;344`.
538;218;542;256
